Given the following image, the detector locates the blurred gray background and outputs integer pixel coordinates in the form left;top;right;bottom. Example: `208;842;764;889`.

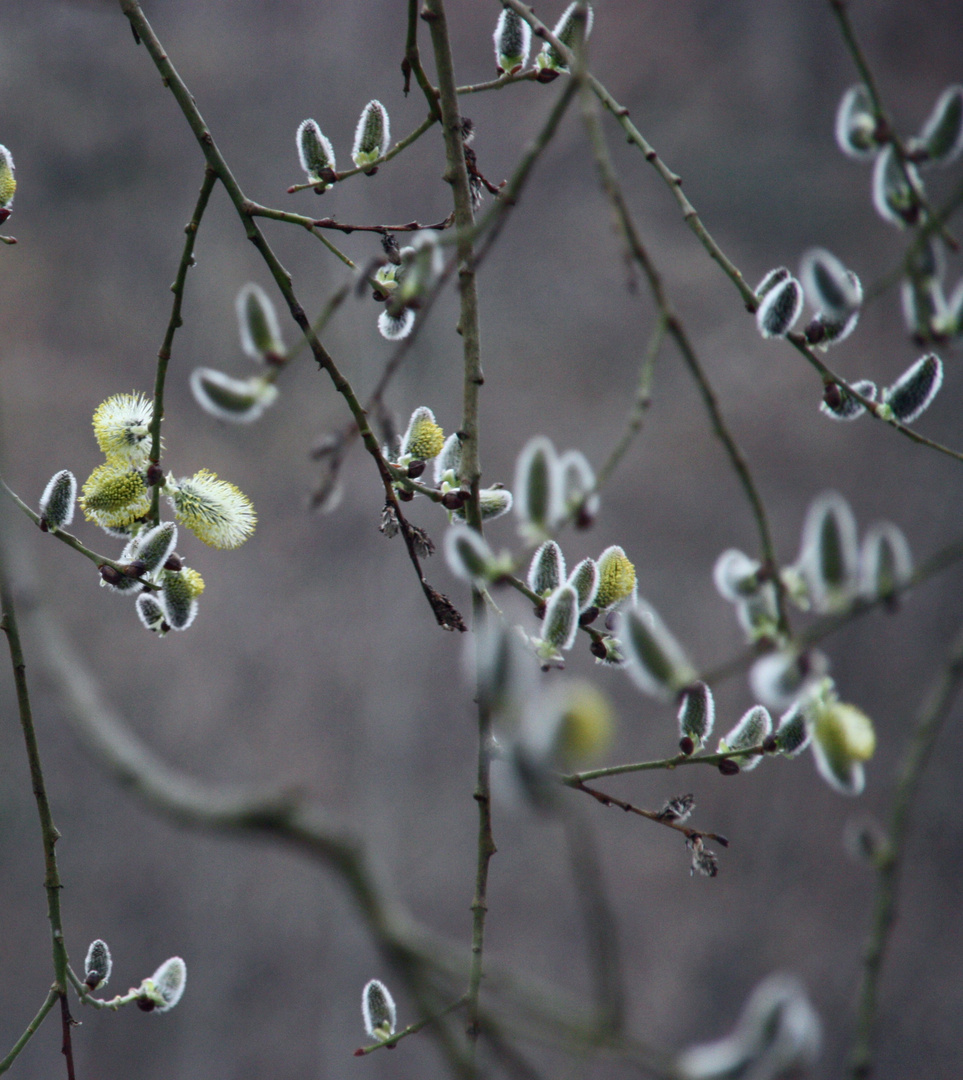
1;1;962;1077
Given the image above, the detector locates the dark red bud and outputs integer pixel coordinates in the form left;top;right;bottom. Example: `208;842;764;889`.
441;490;467;510
146;463;165;487
804;318;827;346
822;382;843;410
99;564;125;586
397;487;415;502
590;639;607;659
407;459;426;479
39;517;50;533
718;759;740;776
136;996;156;1012
124;559;147;579
578;606;599;626
762;735;778;753
164;554;183;572
679;736;695;756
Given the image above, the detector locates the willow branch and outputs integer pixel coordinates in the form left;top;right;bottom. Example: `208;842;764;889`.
148;165;217;522
0;540;73;1076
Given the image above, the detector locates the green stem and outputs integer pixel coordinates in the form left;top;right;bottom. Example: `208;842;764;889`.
1;478;160;588
421;1;494;1055
575;62;789;635
403;0;442;119
0;543;72;1070
148;165;217;523
0;988;59;1074
564;743;767;784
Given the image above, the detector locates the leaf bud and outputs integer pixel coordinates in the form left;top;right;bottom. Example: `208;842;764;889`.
514;436;562;542
880;353;943;424
84;939;113;990
536;2;594;74
362;978;397;1041
538;584;580;657
918;85;963;166
717;705;771;771
712;549;762;601
676;973;821;1080
528;540;566;596
352;100;390;173
39;470;77;531
678;681;715;750
139;956;187;1014
797;491;859;612
190;368;278;423
619;601;695;700
872;145;923;228
772;702;811;757
858;521;912;602
819;379;876;421
809;696;875;796
493;7;532;74
296;118;336;185
236;283;284;362
136;592;169;635
567;557;599;612
835;84;879;160
755;272;803;338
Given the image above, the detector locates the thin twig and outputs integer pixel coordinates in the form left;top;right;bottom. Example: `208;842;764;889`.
420;0;494;1056
564;779;731;848
0;988;59;1075
354;995;468;1056
148;166;217;523
1;479;160;589
574;56;790;636
0;540;72;1077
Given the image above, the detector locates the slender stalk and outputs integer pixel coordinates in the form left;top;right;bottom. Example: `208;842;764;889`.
848;622;963;1079
420;0;495;1057
0;541;73;1075
403;0;442;119
148;165;217;522
564;743;767;784
785;333;963;465
1;479;160;588
564;779;730;848
0;988;59;1075
592;314;665;495
575;58;789;635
